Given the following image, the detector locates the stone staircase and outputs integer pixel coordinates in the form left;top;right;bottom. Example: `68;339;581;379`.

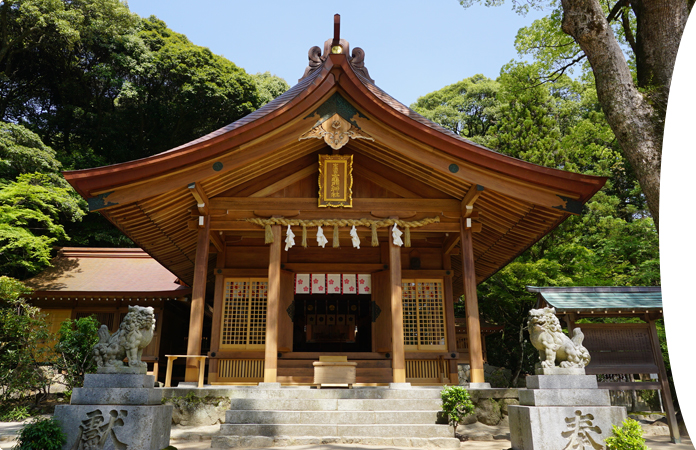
210;385;460;448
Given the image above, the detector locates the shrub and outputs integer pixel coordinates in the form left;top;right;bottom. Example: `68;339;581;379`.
13;416;66;450
0;406;31;421
605;418;649;450
53;315;100;390
440;385;475;436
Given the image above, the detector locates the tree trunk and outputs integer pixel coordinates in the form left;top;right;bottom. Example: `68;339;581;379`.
560;0;691;231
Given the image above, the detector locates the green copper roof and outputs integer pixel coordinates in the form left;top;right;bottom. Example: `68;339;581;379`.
526;286;662;312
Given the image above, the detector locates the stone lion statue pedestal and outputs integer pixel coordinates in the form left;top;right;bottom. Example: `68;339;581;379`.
54;306;173;450
508;307;626;450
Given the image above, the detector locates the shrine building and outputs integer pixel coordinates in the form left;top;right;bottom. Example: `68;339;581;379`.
64;22;606;386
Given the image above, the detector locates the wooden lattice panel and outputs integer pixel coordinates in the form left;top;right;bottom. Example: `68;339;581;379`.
221;279;268;349
402;281;419;348
581;323;656;368
406;359;447;381
402;279;447;351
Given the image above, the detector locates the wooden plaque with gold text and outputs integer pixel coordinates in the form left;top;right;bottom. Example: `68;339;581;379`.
318;154;353;208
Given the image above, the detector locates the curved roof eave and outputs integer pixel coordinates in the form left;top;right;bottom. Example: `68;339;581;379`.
64;53;606;205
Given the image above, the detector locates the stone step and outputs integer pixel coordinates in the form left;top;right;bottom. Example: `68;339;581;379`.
219;423;454;439
228;398;443;411
209;435;460;448
223;387;443;399
226;409;442;424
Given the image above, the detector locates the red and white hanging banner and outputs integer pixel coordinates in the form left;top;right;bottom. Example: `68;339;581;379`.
295;274;310;294
342;274;357;294
327;274;342;294
311;274;326;294
357;274;372;294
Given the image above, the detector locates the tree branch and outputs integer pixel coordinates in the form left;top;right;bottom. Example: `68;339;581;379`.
606;0;629;22
621;9;637;54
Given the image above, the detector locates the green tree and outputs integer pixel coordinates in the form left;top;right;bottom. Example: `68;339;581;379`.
0;122;85;279
411;74;499;139
54;316;100;390
459;0;694;230
253;72;290;106
0;277;52;404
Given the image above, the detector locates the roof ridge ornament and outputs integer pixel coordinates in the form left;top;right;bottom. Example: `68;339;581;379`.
299;15;374;84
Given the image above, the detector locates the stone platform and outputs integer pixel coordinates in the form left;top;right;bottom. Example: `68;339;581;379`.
55;374;172;450
509;375;626;450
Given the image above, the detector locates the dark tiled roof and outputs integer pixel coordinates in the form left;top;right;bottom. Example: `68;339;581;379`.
527;286;662;311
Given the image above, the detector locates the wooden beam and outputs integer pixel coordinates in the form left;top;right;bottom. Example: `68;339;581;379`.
185;215;210;382
208;251;226;383
188;182;210;215
264;225;281;382
460;218;485;384
442;232;461;256
209;230;225;253
210;197;461;213
462;185;484;217
389;235;405;383
250;163;318;198
647;318;681;443
353;165;422;198
188;219;462;233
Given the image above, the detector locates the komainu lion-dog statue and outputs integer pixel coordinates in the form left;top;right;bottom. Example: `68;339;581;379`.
93;305;155;373
528;307;590;369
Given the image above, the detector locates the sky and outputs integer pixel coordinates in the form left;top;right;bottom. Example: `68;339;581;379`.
123;0;547;106
123;0;696;430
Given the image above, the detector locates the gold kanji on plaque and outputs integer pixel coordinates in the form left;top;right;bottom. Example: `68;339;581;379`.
318;154;352;208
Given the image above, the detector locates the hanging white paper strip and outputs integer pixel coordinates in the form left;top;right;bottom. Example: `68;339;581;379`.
295;274;310;294
316;225;328;248
327;274;342;293
350;225;361;249
357;274;372;294
392;223;403;246
311;274;326;294
284;225;295;251
342;273;357;294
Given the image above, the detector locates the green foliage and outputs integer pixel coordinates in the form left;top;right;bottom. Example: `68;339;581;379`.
0;123;86;279
253;72;290;106
440;385;475;432
13;416;66;450
411;74;499;140
605;418;649;450
0;405;31;421
0;277;52;404
54;315;101;390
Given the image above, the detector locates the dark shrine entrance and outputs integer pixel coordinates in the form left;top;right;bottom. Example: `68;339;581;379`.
293;294;372;353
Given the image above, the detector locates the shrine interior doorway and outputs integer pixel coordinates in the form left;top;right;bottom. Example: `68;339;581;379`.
292;294;372;353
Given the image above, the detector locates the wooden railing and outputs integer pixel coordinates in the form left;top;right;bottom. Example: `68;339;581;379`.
405;359;448;383
218;359;264;382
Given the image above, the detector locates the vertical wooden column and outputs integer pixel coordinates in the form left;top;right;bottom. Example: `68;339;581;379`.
647;318;680;443
389;236;405;383
264;225;281;383
460;219;485;384
185;216;210;382
443;253;458;384
208;246;226;384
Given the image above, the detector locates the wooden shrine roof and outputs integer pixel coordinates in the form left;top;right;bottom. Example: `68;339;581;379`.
24;248;191;298
527;286;662;314
63;33;607;287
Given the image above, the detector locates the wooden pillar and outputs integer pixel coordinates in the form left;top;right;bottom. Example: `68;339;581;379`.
264;225;281;383
389;236;405;383
460;219;485;384
185;216;210;382
443;258;458;384
647;318;680;443
208;247;226;383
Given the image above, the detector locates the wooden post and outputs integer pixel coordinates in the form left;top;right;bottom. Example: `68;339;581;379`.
185;216;210;382
264;225;281;383
647;318;680;443
389;235;405;383
208;248;226;384
443;256;458;384
460;219;485;384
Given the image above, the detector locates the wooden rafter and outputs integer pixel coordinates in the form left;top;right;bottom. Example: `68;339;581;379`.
462;184;484;217
250;163;318;197
188;182;209;215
